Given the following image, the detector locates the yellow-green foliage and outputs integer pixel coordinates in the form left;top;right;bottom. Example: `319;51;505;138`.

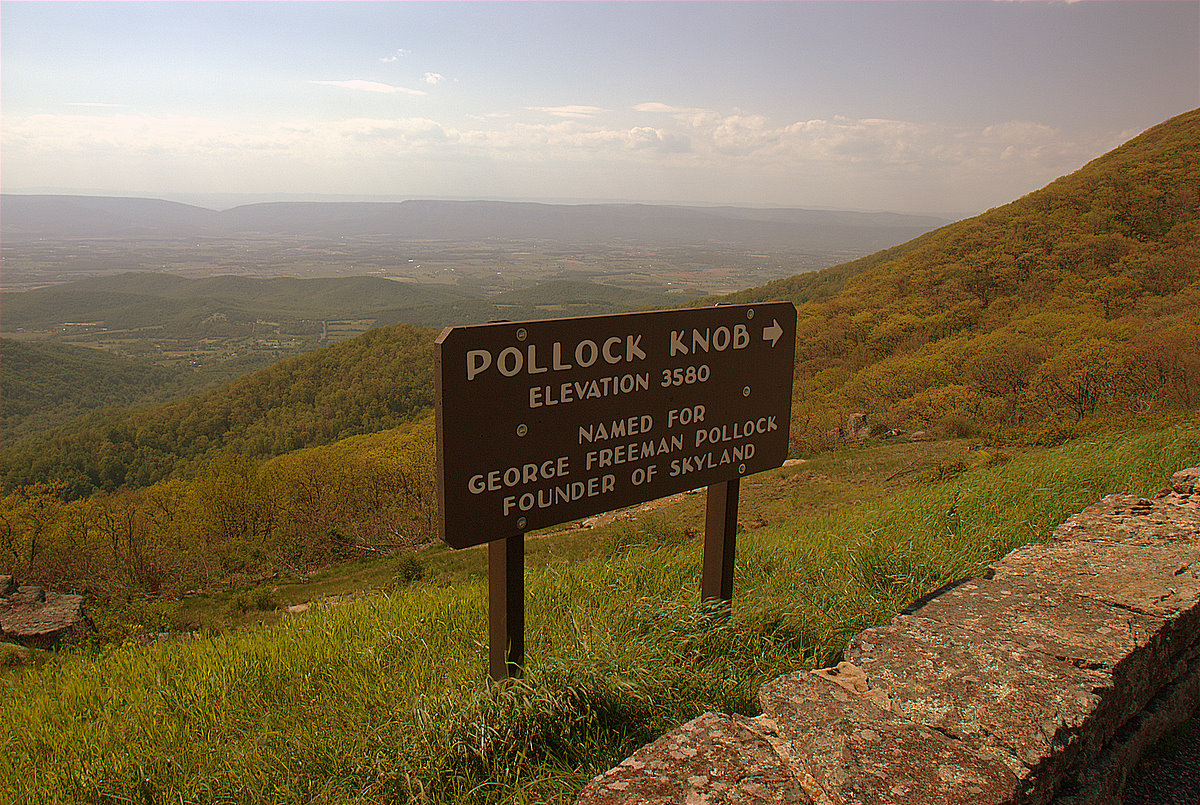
0;419;437;600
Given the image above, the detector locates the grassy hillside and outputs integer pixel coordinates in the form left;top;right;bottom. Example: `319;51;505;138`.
721;108;1200;446
2;425;1195;804
2;110;1198;801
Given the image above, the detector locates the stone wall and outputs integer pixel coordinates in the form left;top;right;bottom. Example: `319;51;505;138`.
575;467;1200;805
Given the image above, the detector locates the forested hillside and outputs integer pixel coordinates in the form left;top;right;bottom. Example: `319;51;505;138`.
1;340;182;440
0;419;436;598
1;324;436;496
725;107;1200;446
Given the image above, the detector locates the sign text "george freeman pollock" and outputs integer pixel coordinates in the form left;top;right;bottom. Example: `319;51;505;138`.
435;303;796;549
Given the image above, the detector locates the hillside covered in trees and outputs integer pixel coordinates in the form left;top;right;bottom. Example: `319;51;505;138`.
721;107;1200;446
1;324;436;496
1;420;436;600
1;340;184;441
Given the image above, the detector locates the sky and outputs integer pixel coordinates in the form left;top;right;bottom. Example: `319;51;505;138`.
2;1;1197;218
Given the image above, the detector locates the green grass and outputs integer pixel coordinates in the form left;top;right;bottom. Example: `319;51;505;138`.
1;424;1196;804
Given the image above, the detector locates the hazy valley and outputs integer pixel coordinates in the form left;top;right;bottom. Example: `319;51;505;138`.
0;199;946;440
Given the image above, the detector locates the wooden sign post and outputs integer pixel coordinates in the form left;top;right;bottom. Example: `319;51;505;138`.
435;303;796;679
488;534;524;680
701;478;740;609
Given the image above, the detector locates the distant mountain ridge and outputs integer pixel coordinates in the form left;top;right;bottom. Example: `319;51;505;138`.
0;196;947;250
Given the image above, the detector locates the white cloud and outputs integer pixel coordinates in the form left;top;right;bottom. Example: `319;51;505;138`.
65;102;129;108
709;114;773;156
525;105;607;119
2;112;456;162
2;104;1124;214
380;49;410;63
627;127;691;154
633;102;683;113
309;79;426;96
333;117;454;147
423;72;446;85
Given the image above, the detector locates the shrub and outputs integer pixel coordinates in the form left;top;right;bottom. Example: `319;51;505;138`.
228;588;278;615
394;553;426;585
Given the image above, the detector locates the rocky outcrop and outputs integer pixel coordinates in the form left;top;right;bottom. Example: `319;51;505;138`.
0;579;93;649
576;466;1200;805
848;413;870;442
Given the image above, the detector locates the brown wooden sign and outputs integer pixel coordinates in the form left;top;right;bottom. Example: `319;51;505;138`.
436;302;796;549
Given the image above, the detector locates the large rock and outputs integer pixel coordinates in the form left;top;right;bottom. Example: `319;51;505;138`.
848;413;870;442
1049;492;1200;545
1172;467;1200;495
0;586;92;649
759;666;1018;805
848;612;1129;803
576;711;811;805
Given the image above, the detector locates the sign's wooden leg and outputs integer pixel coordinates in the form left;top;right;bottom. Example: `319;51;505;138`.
488;533;525;680
701;478;740;608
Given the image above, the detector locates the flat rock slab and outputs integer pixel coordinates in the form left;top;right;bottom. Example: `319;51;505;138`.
847;616;1112;802
1053;493;1200;545
0;592;89;648
575;711;812;805
991;537;1200;623
758;670;1018;805
902;575;1165;672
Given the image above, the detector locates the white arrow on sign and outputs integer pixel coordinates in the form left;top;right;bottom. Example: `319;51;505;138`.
763;319;783;347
